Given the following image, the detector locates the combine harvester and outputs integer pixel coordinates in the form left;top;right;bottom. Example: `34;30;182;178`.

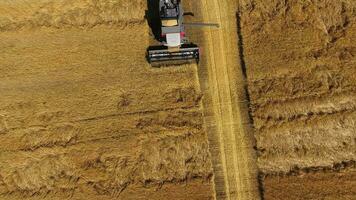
146;0;219;66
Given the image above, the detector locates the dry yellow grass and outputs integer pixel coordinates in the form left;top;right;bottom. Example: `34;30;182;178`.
0;1;216;199
240;0;356;199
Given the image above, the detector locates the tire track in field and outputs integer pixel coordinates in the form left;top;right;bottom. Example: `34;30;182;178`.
196;0;261;199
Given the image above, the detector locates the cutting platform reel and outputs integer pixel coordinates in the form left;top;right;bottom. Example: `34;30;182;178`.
146;43;199;66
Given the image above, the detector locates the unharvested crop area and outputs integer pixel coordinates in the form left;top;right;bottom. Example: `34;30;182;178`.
0;1;214;199
0;0;355;199
240;0;356;199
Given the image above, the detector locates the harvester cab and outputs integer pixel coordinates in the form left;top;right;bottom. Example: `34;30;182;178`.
146;0;219;66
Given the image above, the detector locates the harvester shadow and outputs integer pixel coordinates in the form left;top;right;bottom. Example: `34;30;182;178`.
145;0;162;42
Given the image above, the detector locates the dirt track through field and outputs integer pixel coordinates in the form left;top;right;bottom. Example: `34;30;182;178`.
192;0;260;199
